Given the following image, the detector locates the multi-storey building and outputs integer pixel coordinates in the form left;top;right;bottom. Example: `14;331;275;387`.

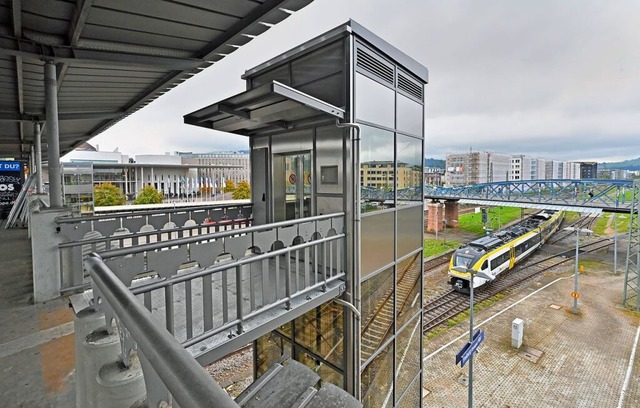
178;151;250;187
579;162;598;179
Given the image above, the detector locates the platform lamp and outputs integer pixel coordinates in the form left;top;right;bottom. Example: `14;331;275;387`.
564;226;593;314
451;266;495;408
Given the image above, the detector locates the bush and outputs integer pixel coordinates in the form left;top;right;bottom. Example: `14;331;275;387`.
94;182;125;206
133;185;164;205
232;181;251;200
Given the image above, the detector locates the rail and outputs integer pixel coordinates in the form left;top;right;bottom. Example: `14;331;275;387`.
85;212;347;404
92;212;346;360
87;254;238;408
56;202;252;292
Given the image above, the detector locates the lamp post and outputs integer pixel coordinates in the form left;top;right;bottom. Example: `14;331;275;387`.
452;266;494;408
564;226;593;314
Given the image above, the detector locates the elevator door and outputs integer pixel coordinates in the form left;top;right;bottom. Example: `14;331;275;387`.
274;152;312;222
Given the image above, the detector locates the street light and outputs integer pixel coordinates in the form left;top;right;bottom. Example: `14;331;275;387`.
564;226;593;314
452;266;494;408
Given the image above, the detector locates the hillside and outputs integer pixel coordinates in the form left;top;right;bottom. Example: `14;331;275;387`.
600;157;640;171
425;158;445;168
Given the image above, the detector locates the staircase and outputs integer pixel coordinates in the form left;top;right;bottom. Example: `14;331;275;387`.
235;359;361;408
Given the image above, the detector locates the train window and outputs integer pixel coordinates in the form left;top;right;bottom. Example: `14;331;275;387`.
481;260;488;270
454;255;473;268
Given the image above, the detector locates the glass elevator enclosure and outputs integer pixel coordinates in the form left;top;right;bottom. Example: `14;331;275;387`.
184;20;428;407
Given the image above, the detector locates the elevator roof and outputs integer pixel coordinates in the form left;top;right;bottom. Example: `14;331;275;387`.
183;80;345;136
0;0;314;160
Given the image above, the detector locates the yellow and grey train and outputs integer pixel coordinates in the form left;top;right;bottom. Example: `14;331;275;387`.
448;210;564;293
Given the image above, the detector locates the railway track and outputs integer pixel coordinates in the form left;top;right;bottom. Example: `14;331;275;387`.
422;234;614;335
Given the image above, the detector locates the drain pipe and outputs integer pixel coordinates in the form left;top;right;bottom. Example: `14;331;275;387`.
336;119;361;400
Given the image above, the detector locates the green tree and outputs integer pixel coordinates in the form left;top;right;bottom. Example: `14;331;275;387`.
94;182;125;207
134;185;164;205
224;178;236;192
232;181;251;200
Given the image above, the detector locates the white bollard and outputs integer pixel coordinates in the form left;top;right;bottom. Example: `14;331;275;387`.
81;328;122;408
75;307;107;408
512;318;524;349
96;351;146;408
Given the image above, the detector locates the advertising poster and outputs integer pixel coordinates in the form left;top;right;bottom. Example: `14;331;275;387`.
0;161;24;219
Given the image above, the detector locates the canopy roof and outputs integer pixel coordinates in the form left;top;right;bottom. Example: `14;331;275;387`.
0;0;314;160
184;80;344;136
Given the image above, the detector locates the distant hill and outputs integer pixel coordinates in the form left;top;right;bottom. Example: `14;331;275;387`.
599;157;640;171
425;158;445;168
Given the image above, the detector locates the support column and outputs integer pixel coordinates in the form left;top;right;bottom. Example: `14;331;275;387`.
444;200;460;228
426;202;444;232
44;61;63;207
34;122;43;194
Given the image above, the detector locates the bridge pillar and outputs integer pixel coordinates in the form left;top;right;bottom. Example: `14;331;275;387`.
444;200;459;228
426;202;444;232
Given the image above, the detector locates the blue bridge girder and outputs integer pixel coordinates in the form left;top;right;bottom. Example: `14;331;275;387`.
424;179;635;213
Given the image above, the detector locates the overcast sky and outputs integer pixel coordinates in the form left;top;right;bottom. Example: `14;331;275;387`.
89;0;640;163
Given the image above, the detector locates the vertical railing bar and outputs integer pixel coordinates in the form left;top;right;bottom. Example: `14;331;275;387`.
165;285;174;335
203;275;213;332
329;239;334;277
262;258;269;306
275;255;280;301
222;269;229;323
295;246;300;292
249;262;255;311
236;265;244;334
285;251;292;310
304;246;310;288
322;241;327;291
185;280;193;340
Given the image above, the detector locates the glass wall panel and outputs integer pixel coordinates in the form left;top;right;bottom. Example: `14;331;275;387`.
360;125;394;213
355;72;394;128
397;206;423;258
294;302;343;368
361;212;394;276
361;267;394;364
395;316;421;402
298;349;343;388
397;93;423;137
361;341;393;408
396;252;421;329
256;331;291;377
396;134;423;205
397;373;422;408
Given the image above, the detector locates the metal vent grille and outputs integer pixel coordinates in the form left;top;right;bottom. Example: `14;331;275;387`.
356;48;394;85
398;72;423;100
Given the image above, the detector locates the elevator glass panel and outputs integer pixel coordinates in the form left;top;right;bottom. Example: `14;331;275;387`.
279;152;312;221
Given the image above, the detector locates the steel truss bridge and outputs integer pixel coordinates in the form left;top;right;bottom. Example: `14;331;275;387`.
424;179;635;213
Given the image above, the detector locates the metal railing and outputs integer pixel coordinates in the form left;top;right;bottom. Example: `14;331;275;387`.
85;212;346;405
57;202;252;292
87;255;238;408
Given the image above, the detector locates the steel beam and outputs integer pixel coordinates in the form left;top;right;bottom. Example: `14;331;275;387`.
623;180;640;309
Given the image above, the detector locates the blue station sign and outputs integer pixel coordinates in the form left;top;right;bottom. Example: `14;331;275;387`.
455;330;485;367
0;161;24;218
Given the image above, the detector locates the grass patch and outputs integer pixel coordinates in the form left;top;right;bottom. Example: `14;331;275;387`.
593;212;631;236
424;239;460;258
575;259;608;271
458;206;523;235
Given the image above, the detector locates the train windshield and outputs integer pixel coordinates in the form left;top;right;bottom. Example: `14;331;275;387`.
454;255;474;268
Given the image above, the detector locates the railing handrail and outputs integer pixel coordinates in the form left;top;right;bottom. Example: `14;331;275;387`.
86;254;239;408
130;233;345;294
57;216;252;249
99;212;345;259
56;201;251;224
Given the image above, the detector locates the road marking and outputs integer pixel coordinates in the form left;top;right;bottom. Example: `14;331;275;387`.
423;277;568;362
617;325;640;408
